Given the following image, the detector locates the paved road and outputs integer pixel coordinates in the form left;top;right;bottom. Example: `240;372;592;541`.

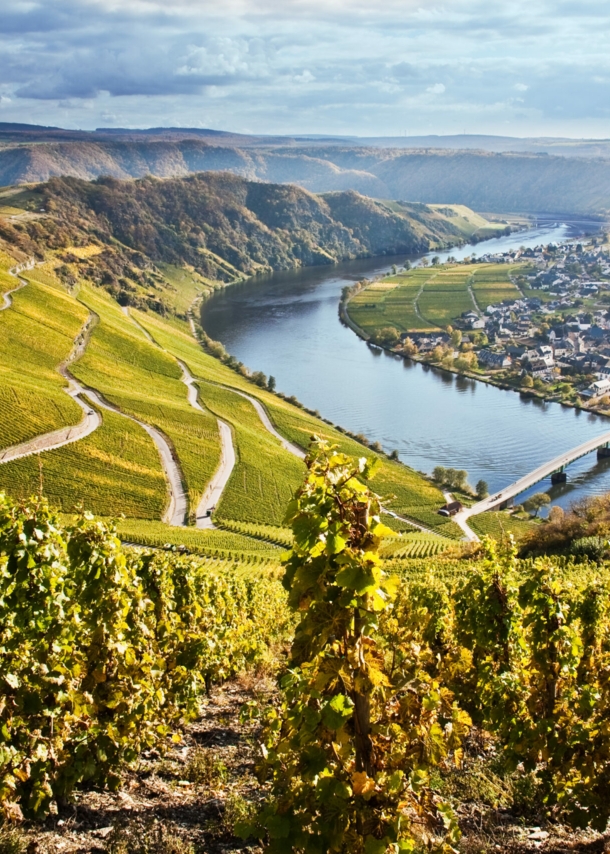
175;359;237;529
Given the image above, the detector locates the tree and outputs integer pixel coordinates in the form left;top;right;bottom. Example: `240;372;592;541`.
267;375;276;392
251;370;268;388
548;505;565;524
433;465;447;484
431;255;441;266
241;441;470;852
402;260;412;271
475;480;489;499
391;264;397;275
402;337;418;356
521;374;534;388
420;257;430;267
523;492;551;517
373;326;400;346
451;329;462;348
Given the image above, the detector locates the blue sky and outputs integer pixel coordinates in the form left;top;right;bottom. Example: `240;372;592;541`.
1;0;610;137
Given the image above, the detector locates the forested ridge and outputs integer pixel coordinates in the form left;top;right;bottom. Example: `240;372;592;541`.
0;172;468;289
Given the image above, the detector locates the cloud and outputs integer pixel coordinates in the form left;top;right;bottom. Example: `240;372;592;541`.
0;0;610;135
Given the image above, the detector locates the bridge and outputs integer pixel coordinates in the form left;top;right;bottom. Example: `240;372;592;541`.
454;429;610;539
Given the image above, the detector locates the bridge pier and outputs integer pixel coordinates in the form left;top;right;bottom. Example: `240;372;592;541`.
598;443;610;459
551;471;567;484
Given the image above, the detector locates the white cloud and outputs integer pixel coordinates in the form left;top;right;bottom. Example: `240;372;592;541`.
1;0;610;135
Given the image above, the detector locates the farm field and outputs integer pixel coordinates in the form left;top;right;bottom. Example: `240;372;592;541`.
71;285;221;518
347;262;526;337
0;250;18;295
115;518;282;564
196;380;305;526
0;278;88;448
470;263;522;309
0;404;166;518
468;510;537;540
380;531;451;559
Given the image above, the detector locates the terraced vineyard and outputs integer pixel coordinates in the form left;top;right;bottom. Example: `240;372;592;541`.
0;405;166;518
196;381;304;526
115;518;282;564
217;518;294;548
71;286;221;517
468;510;537;540
380;531;451;559
133;309;452;531
0;277;87;448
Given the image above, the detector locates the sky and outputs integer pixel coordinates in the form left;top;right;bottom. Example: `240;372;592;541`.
1;0;610;138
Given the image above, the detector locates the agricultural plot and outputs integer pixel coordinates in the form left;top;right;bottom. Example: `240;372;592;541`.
417;268;476;327
0;406;166;518
71;286;221;517
156;263;213;315
468;510;536;541
0;250;18;295
115;518;282;564
217;518;294;548
196;380;305;526
261;399;455;532
380;532;451;559
470;263;522;309
349;269;435;334
0;280;87;448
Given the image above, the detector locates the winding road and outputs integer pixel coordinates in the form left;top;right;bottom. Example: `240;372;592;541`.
0;286;187;525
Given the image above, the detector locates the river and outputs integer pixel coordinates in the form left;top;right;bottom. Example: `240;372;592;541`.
200;218;610;510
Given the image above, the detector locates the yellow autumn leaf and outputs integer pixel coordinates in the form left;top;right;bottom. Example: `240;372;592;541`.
352;770;376;797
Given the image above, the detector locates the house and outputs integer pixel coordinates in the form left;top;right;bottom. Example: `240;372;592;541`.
478;349;511;369
438;501;463;517
580;378;610;400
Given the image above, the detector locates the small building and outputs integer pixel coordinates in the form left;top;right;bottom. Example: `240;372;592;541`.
478;349;511;369
438;501;463;517
580;378;610;400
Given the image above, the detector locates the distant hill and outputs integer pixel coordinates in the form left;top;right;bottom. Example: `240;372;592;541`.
0;173;483;298
1;132;610;214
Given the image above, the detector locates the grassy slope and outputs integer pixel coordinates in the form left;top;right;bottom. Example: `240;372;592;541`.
135;310;456;534
71;286;221;516
0;404;166;518
0;277;87;448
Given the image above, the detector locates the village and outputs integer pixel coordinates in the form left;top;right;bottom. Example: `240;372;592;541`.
401;234;610;407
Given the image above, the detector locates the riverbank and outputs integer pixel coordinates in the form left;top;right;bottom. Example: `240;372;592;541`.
341;284;610;421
